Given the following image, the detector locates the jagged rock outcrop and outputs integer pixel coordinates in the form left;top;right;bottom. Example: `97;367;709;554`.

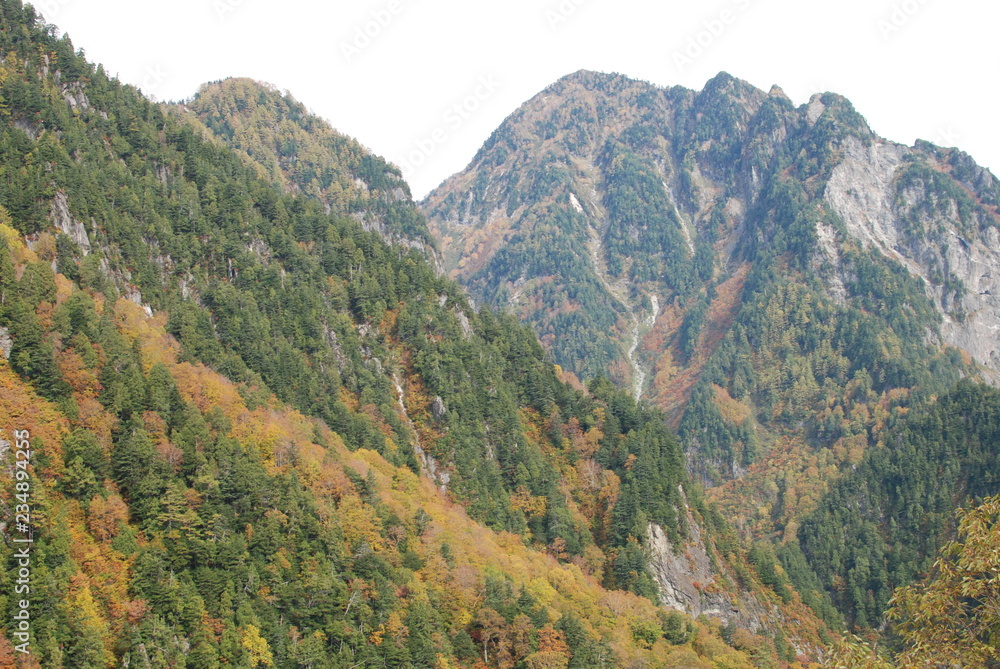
49;190;91;254
647;491;769;632
823;136;1000;376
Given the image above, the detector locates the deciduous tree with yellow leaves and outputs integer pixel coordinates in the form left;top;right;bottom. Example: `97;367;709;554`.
829;494;1000;668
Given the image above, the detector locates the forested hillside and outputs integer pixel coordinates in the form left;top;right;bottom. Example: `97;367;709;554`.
798;381;1000;628
422;72;996;537
3;1;998;665
420;68;1000;654
182;77;434;253
422;69;992;486
0;2;824;667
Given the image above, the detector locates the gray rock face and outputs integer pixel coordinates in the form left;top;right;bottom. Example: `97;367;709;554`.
50;190;91;254
0;327;11;360
646;494;768;632
937;225;1000;374
824;138;906;251
647;521;716;615
454;309;472;339
13;118;39;141
824;137;1000;378
63;82;91;112
431;396;447;420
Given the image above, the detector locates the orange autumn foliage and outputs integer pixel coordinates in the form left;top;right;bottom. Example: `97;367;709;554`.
87;492;129;543
0;359;68;475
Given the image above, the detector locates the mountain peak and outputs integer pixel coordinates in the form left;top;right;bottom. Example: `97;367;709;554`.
703;70;741;90
534;69;664;108
768;84;791;101
179;76;434;248
800;91;873;136
422;67;1000;485
196;76;279;95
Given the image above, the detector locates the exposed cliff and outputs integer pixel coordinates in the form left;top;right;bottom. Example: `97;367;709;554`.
823;136;1000;377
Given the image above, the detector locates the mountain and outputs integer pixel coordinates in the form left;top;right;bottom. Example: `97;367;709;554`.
420;68;1000;637
424;69;1000;391
180;78;437;260
421;67;998;518
0;3;826;667
180;76;844;645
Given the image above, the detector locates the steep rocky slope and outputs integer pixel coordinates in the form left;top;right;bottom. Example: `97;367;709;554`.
822;135;1000;376
421;68;997;492
420;72;1000;636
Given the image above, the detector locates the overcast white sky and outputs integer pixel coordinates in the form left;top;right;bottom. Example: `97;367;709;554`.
36;0;1000;199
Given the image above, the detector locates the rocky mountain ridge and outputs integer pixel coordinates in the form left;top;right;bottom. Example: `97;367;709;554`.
423;70;1000;391
821;134;1000;376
